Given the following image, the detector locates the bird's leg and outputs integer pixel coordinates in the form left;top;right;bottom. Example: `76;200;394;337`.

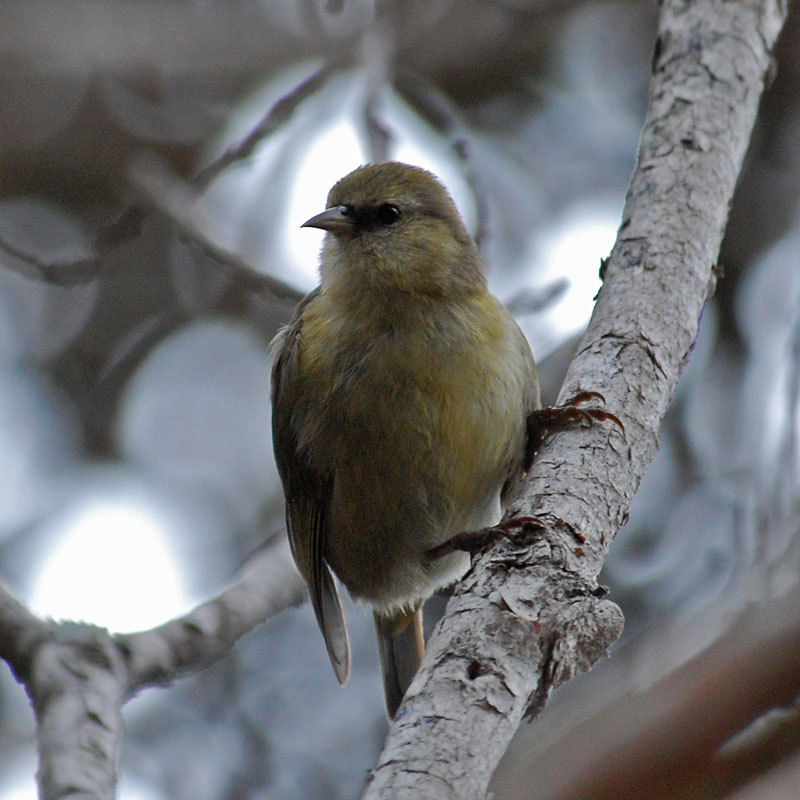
425;516;548;560
426;394;622;563
524;391;624;470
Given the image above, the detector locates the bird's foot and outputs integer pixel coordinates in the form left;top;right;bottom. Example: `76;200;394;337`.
425;516;548;561
525;391;624;469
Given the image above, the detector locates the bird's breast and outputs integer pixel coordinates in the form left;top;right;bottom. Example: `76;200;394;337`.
291;290;529;606
301;291;525;500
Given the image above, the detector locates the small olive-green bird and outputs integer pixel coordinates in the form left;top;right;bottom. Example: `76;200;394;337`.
270;161;539;718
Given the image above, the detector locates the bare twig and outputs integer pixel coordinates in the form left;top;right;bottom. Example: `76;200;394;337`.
194;63;339;188
360;23;394;163
119;537;306;692
128;153;304;305
396;71;493;253
0;232;101;285
0;207;145;286
504;277;569;315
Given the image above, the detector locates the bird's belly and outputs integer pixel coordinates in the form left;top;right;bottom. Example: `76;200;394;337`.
318;355;518;612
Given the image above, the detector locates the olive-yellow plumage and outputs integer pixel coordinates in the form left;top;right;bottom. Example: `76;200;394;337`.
270;162;539;717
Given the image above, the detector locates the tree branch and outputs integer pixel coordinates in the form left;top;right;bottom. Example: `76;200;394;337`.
0;537;305;800
396;71;494;255
193;63;339;188
0;581;49;683
360;0;789;797
127;153;305;306
119;537;306;693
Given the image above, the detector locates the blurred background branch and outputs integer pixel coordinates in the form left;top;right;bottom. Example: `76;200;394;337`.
120;538;306;693
0;539;305;800
127;154;304;307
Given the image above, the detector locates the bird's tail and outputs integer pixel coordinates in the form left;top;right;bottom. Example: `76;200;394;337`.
374;607;424;719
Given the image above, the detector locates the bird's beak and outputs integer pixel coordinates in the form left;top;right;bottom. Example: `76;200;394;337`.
301;205;355;234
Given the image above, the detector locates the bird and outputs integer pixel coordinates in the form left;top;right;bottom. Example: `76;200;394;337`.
270;161;541;718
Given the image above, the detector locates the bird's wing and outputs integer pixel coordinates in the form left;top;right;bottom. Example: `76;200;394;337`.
270;290;351;685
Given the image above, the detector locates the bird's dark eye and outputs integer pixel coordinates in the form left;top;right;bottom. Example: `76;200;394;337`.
375;204;401;225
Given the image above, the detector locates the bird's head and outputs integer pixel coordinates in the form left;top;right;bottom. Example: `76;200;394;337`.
302;162;484;298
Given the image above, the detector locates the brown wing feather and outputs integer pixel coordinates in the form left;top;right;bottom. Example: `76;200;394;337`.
270;291;350;685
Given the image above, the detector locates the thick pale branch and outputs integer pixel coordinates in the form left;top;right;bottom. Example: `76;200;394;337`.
33;624;128;800
361;1;788;797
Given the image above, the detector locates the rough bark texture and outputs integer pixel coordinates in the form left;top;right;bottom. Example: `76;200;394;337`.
360;0;788;797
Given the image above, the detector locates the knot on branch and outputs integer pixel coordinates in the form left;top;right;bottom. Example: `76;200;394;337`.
451;539;625;721
32;622;128;710
518;583;625;720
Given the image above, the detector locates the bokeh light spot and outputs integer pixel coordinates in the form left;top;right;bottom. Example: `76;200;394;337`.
286;119;365;287
537;203;619;336
519;200;620;359
30;499;188;633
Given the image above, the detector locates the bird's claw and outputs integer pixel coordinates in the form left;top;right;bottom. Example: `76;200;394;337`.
525;391;624;469
425;516;548;560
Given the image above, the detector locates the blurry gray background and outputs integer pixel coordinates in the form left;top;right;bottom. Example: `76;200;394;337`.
1;1;799;798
